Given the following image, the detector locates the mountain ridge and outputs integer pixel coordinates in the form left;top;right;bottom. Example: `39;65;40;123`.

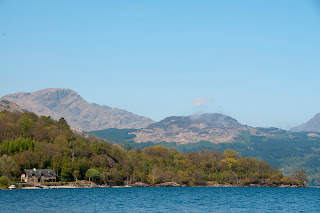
133;113;261;144
290;113;320;133
146;113;242;129
3;88;154;131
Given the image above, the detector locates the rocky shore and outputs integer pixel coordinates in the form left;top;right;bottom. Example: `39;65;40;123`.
20;182;305;189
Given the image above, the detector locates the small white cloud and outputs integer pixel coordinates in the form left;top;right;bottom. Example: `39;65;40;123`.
192;98;214;106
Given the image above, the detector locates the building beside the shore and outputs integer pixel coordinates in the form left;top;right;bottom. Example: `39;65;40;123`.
21;168;57;183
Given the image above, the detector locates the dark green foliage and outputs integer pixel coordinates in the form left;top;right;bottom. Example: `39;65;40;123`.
0;176;10;188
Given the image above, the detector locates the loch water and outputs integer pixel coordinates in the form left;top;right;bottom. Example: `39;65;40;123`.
1;187;320;212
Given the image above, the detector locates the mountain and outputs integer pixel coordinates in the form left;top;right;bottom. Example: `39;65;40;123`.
0;99;26;113
147;113;242;129
290;113;320;132
89;114;320;185
3;88;154;131
133;113;261;144
91;124;320;185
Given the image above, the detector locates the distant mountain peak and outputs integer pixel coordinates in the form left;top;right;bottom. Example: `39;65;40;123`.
290;113;320;133
134;113;253;144
147;113;241;129
3;88;154;131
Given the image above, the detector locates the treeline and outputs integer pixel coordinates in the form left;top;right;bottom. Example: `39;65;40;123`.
0;111;306;188
92;128;320;185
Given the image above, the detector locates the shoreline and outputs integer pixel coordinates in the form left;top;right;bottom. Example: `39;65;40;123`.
18;183;306;189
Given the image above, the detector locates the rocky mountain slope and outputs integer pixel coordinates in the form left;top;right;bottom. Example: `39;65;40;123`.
133;113;261;144
3;88;154;131
0;99;26;113
290;113;320;132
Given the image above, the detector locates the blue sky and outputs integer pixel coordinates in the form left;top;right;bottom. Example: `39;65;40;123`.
0;0;319;129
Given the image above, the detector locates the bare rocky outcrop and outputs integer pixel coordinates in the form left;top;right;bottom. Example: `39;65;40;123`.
0;99;26;113
133;113;260;144
159;182;181;187
131;182;149;187
3;88;154;131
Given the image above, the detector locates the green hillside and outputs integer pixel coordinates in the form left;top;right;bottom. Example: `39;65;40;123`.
0;112;305;188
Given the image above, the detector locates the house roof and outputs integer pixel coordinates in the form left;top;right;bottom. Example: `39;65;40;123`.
24;169;57;178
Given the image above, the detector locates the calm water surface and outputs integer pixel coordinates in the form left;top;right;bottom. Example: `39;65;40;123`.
1;187;320;212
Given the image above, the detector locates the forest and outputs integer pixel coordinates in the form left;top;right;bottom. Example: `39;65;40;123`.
0;111;306;188
91;127;320;185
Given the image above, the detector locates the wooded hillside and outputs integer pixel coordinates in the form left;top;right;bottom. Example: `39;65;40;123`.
0;112;306;188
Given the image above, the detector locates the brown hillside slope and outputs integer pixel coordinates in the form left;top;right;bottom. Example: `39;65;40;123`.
3;88;154;131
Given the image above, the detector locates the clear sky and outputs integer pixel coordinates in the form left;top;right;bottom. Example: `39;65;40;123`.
0;0;320;129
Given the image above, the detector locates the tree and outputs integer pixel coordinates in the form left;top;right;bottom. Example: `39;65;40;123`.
0;156;18;178
85;168;100;182
223;149;239;159
142;146;172;159
220;171;238;184
13;150;39;169
177;170;195;186
99;169;110;184
61;163;73;182
293;170;308;184
18;115;34;138
194;170;206;185
73;170;80;182
58;118;69;131
221;157;237;170
0;176;10;188
110;167;124;185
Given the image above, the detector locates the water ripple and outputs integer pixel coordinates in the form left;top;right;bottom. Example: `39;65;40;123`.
1;187;320;212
